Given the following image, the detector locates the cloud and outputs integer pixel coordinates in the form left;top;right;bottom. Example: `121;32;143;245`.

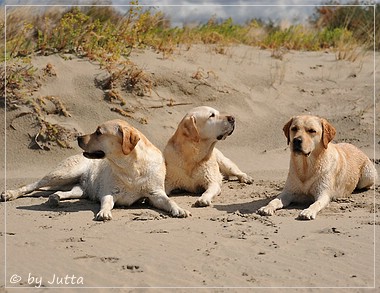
6;0;372;27
112;0;323;26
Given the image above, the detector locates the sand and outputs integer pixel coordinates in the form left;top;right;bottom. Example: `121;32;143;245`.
1;44;379;292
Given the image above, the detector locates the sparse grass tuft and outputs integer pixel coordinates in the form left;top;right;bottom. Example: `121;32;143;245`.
29;120;80;150
2;59;39;110
2;58;77;149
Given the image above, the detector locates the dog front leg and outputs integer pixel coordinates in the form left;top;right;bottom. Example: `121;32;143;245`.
298;193;330;220
148;189;191;218
47;185;85;207
1;181;42;201
96;195;114;221
2;154;86;201
195;182;221;207
257;192;295;216
215;149;253;184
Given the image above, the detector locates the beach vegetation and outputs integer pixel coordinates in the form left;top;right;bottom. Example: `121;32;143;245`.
0;0;377;148
1;1;376;62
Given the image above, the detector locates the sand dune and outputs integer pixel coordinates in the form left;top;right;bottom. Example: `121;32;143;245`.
1;45;379;290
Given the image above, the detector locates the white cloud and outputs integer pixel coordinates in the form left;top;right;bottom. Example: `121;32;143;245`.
112;0;328;26
5;0;375;27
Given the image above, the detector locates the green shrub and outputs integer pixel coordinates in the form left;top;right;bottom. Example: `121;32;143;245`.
311;1;377;49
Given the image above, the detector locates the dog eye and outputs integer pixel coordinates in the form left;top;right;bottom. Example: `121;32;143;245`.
209;113;215;118
308;129;316;133
291;126;298;131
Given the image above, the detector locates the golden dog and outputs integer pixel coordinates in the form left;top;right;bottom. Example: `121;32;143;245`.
164;106;253;207
258;115;377;220
2;119;190;220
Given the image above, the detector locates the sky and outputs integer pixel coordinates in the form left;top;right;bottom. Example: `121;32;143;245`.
2;0;378;27
114;0;327;26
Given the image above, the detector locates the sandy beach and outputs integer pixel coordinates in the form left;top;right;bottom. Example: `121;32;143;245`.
1;44;379;291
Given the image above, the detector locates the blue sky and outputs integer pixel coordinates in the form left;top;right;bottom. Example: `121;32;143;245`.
2;1;378;26
122;1;322;26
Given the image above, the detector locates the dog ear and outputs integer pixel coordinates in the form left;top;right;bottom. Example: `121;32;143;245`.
282;118;293;145
182;115;200;142
120;126;140;155
321;118;336;149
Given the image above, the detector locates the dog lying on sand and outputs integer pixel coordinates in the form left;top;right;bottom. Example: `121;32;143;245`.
258;115;377;220
164;106;253;207
2;119;190;220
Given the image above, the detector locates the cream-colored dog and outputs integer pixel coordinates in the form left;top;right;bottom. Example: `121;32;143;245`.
258;115;377;220
164;106;253;207
2;119;190;220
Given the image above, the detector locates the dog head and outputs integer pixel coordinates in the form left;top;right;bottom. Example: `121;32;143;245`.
78;119;140;159
179;106;235;143
283;115;336;157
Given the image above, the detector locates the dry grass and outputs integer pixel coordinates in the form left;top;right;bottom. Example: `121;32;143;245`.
3;58;78;149
1;2;375;149
3;4;374;62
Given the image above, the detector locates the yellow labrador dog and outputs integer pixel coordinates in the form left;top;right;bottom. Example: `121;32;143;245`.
164;106;253;207
2;119;190;220
258;115;377;220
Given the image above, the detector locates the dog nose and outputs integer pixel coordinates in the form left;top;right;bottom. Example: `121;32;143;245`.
77;136;85;147
227;116;235;124
293;137;302;147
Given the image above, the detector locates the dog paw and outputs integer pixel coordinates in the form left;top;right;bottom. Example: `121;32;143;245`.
194;197;211;207
239;174;254;184
48;194;60;207
298;209;316;220
95;210;113;221
257;206;275;216
172;207;191;218
1;190;18;201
